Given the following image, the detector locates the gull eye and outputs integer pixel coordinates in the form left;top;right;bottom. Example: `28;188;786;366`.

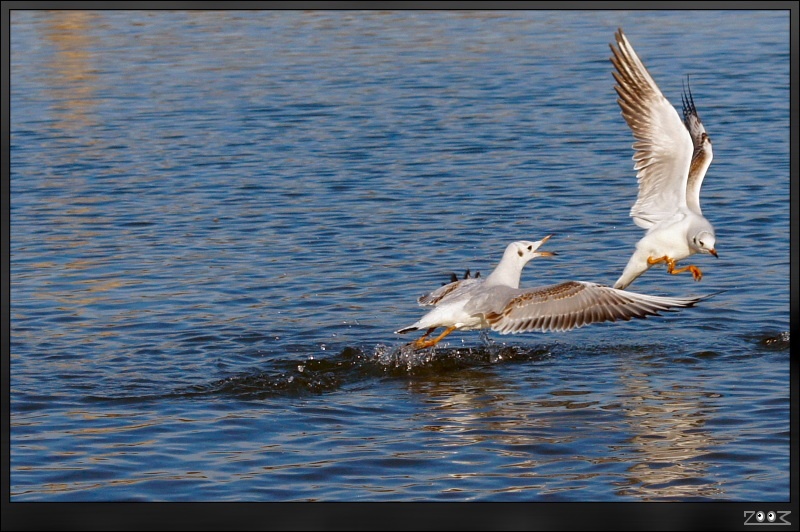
527;245;533;251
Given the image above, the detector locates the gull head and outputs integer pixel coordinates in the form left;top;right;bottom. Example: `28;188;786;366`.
504;235;557;265
691;230;718;257
485;235;557;288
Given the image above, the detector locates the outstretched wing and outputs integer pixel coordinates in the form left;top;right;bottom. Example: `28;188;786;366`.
610;28;695;229
681;78;713;215
485;280;703;334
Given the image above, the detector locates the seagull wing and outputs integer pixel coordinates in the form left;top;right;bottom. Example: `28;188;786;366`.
610;28;695;229
681;79;713;215
418;278;481;306
485;281;703;334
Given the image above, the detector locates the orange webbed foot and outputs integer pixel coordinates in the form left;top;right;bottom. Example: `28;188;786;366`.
648;256;703;281
411;326;457;351
667;263;703;281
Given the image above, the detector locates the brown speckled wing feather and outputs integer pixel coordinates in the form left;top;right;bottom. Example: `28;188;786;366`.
486;281;702;334
610;28;695;228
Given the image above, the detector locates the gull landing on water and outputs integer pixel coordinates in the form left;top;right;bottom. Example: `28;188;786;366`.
610;29;718;290
396;236;707;350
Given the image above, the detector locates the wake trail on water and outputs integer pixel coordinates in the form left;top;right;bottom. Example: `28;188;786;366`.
86;329;787;403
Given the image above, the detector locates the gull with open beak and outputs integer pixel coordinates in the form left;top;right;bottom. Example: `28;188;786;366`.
397;235;708;350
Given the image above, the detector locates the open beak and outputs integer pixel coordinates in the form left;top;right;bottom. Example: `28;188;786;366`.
710;248;718;258
537;235;556;256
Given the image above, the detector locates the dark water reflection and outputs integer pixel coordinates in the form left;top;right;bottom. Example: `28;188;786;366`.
10;10;790;501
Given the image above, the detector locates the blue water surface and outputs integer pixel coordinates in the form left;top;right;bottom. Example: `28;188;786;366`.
10;10;791;502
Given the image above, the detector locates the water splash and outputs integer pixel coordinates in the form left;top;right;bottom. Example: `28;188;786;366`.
760;331;790;350
166;341;554;400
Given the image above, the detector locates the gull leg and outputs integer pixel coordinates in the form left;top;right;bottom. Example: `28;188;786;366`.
668;264;703;281
413;326;457;350
647;255;671;267
411;327;437;348
649;255;703;281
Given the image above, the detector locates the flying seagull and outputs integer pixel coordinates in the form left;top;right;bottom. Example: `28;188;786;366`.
610;28;717;290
